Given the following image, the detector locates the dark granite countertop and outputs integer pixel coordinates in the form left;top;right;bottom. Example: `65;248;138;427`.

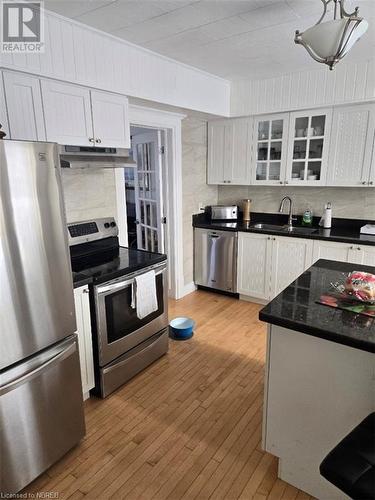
71;246;167;286
259;259;375;353
193;213;375;246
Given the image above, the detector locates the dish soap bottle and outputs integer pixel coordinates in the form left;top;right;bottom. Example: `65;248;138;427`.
302;207;313;227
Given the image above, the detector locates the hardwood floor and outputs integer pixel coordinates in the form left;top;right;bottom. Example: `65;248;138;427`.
23;290;313;499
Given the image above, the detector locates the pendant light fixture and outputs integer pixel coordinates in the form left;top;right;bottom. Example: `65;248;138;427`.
294;0;368;70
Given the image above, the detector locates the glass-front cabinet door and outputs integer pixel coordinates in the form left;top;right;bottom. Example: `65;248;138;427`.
286;109;332;185
252;114;289;185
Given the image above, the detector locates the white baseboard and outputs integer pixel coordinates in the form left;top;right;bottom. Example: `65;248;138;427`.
239;294;268;305
180;281;197;298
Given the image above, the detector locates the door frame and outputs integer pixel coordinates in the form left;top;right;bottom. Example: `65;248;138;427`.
115;104;186;299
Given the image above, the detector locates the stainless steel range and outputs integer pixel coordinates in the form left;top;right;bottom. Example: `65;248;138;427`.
68;218;169;398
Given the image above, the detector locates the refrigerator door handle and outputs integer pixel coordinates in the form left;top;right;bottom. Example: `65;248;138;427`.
0;341;77;396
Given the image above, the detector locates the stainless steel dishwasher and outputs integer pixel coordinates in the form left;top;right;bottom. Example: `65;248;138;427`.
194;228;237;293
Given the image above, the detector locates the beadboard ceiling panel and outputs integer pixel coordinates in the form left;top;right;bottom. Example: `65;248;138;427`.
0;9;230;116
230;59;375;116
44;0;375;79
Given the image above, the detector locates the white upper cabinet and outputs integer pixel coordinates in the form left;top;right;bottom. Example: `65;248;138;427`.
286;108;332;186
42;80;94;146
90;91;130;148
3;71;46;141
252;114;289;185
208;118;252;185
228;117;252;185
327;104;375;187
207;120;227;184
41;81;130;147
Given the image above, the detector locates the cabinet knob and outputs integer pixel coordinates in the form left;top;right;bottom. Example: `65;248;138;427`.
362;181;367;185
83;289;90;293
350;246;354;250
357;247;361;251
95;138;102;144
369;181;374;185
273;237;276;240
285;181;289;185
279;181;283;184
89;137;94;143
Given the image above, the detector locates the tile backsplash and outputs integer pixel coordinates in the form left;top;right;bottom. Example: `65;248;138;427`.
61;168;117;223
218;186;375;220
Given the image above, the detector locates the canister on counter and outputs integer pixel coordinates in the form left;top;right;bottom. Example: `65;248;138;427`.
242;199;251;222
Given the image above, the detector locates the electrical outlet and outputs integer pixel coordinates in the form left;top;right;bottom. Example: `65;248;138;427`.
198;203;205;212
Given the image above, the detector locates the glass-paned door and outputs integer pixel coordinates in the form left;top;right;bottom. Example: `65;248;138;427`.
287;110;332;185
132;129;164;253
253;114;288;184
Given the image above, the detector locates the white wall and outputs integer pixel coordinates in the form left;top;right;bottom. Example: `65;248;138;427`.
0;9;230;117
231;60;375;116
182;117;218;288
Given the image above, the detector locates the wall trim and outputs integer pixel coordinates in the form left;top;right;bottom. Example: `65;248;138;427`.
117;104;187;300
181;282;197;298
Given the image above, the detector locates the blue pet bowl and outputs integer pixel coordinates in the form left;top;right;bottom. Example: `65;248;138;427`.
169;317;195;340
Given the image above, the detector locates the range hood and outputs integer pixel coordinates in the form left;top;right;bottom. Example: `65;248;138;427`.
59;145;136;169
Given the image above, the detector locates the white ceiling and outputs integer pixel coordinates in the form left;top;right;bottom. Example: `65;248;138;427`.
45;0;375;80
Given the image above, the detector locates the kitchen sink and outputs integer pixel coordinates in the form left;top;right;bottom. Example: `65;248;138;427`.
251;223;286;231
250;223;317;235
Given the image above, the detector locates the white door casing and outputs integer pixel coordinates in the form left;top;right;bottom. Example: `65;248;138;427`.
116;105;186;299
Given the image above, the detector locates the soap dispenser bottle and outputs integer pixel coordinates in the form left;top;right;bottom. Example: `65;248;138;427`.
302;207;313;227
320;202;332;229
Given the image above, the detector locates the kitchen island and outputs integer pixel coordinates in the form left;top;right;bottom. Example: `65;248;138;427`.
259;259;375;499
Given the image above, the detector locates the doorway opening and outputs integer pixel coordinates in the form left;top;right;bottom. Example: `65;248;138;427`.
125;126;167;254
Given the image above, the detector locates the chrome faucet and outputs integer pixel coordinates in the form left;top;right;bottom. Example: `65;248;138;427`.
279;196;296;228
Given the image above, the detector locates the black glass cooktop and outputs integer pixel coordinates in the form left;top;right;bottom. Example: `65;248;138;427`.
71;241;166;286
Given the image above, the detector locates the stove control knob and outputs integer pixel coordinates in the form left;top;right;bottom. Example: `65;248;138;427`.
110;222;117;227
104;222;110;228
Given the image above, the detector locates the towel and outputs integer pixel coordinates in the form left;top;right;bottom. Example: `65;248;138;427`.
131;270;158;320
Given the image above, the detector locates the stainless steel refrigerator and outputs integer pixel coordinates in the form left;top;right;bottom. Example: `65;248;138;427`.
0;140;85;493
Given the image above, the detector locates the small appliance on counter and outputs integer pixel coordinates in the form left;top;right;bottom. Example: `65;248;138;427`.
206;205;238;221
68;217;169;398
242;199;251;222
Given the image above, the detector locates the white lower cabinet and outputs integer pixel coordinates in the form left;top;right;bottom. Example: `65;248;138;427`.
238;235;375;303
74;285;95;399
237;233;313;301
270;236;313;298
312;240;375;266
237;233;272;299
347;244;375;266
312;239;353;264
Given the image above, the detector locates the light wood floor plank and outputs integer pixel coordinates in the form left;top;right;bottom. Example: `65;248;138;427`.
21;290;311;500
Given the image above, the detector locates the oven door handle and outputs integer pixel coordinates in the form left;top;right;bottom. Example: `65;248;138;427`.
96;268;165;295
